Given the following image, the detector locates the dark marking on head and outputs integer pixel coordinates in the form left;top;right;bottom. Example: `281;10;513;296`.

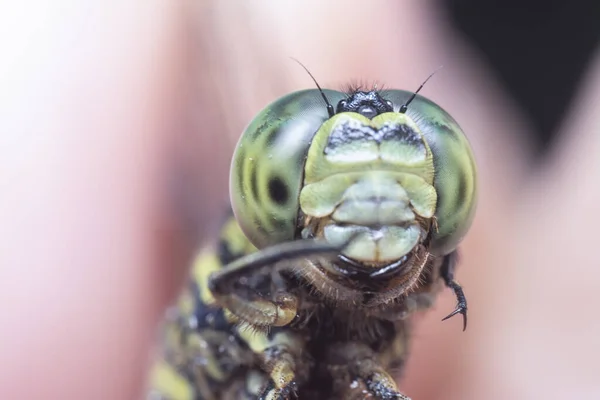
381;123;423;145
438;122;462;143
336;91;393;119
265;126;283;147
249;118;271;141
235;149;245;201
249;162;259;204
269;91;304;121
324;119;425;154
268;176;289;205
325;121;377;154
453;169;469;219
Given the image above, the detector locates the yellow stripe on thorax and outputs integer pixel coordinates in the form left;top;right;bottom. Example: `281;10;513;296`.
220;217;258;256
149;360;194;400
235;325;273;354
192;217;257;306
186;332;227;382
192;248;222;305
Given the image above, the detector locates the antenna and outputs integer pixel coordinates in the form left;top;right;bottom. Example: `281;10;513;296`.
399;65;443;113
291;58;335;117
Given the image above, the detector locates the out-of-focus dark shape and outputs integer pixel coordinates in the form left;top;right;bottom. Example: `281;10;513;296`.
442;0;600;158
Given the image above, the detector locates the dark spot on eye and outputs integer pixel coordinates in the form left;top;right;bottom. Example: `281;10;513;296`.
249;162;259;202
265;126;283;147
235;150;245;200
250;119;270;140
454;171;469;214
268;176;289;205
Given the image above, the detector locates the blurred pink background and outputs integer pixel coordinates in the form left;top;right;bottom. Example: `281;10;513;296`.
1;1;599;399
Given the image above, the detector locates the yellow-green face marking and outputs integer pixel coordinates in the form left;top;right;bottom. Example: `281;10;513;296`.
230;89;477;264
301;112;436;263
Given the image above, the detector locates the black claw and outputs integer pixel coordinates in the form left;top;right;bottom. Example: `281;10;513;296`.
441;302;467;331
439;252;468;331
442;280;468;331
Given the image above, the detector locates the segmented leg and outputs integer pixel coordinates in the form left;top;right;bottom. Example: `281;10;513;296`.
326;342;410;400
235;327;309;400
439;251;468;331
209;239;340;327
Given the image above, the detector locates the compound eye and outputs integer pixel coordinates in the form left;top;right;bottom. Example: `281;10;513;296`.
230;89;346;249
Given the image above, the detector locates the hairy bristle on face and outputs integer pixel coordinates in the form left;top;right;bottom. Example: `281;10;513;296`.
341;80;387;95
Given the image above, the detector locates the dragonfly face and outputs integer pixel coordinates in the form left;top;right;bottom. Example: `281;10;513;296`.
150;82;477;400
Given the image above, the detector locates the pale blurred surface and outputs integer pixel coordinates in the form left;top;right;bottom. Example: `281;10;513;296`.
0;1;599;399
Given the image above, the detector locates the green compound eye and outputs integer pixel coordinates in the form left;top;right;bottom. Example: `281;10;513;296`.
230;88;477;257
381;90;477;256
230;89;346;249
